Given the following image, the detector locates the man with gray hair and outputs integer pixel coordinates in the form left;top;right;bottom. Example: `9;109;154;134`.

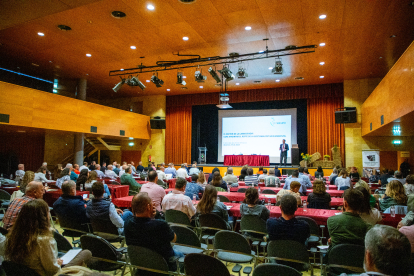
119;164;128;177
67;163;78;181
94;164;104;178
176;164;189;179
105;165;118;178
362;225;411;276
53;180;90;229
265;169;281;187
223;167;238;184
387;170;406;185
15;164;25;182
188;163;200;176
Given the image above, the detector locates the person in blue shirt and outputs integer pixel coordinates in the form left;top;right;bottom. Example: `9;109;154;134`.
164;163;177;178
283;171;307;195
68;164;78;181
298;167;312;188
185;174;204;200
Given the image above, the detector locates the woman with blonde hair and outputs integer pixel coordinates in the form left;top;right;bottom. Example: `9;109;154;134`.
197;171;207;188
85;170;110;198
380;180;408;212
4;199;92;276
197;185;231;229
307;179;331;209
20;171;35;193
335;169;351;190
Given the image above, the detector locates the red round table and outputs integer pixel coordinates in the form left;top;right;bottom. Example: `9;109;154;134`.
167;178;177;188
0;186;19;195
43;189;90;207
107;184;129;199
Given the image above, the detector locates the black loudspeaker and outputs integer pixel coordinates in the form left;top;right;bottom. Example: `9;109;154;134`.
150;118;166;129
291;147;300;166
335;110;357;124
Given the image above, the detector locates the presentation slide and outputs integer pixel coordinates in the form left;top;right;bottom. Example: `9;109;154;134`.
218;109;297;163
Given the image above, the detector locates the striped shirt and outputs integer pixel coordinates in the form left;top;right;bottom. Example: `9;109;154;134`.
3;196;36;230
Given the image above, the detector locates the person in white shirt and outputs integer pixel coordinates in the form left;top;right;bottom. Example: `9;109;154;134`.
258;169;268;181
34;166;49;182
118;165;127;178
105;165;118;178
15;164;25;182
130;161;137;174
162;178;196;220
335;169;351;190
188;164;200;176
176;164;189;179
79;162;89;172
156;166;167;182
94;164;105;178
222;167;238;184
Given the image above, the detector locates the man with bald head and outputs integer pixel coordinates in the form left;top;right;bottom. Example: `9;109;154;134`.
124;192;183;271
3;181;45;230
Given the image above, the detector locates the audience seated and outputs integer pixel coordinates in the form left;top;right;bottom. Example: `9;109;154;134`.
14;163;25;182
5;199;92;275
307;179;331;209
73;163;80;175
101;162;107;173
20;170;34;192
264;169;280;187
140;167;149;179
327;189;370;253
258;168;268;181
125;193;183;271
156;166;167;182
404;175;414;195
240;187;270;221
354;186;382;225
354;180;377;208
365;225;411;276
76;169;89;190
164;163;177;178
56;168;71;188
399;224;414;253
120;166;142;193
140;171;166;212
85;171;110;198
136;161;145;173
197;171;207;188
129;161;137;174
197;185;232;229
378;168;389;186
298;167;312;188
34;166;48;183
209;171;228;191
379;180;408;212
244;167;258;186
86;182;133;235
283;171;307;195
176;164;189;179
189;163;200;176
53;180;90;226
239;165;248;181
79;162;89;172
335;169;351;190
162;177;196;220
222;167;238;184
329;168;338;184
113;164;121;175
277;181;302;205
349;166;360;179
257;167;264;175
3;181;45;230
266;194;310;244
118;164;127;177
88;161;96;171
314;166;324;179
387;170;406;185
274;165;281;177
369;169;380;183
208;167;220;183
185;174;204;200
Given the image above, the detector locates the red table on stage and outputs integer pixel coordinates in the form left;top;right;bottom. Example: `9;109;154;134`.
224;155;270;166
43;189;89;207
107;184;129;199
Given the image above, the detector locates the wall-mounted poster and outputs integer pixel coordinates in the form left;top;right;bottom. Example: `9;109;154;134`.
362;150;380;168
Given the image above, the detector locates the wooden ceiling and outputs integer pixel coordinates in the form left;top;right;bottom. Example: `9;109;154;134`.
0;0;413;100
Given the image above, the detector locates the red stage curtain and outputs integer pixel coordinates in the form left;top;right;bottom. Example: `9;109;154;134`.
165;106;192;164
307;97;345;164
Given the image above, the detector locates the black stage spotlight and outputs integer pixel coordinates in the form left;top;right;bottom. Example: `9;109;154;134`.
236;65;248;78
208;67;221;83
218;66;235;81
195;68;207;83
272;59;283;74
113;77;126;92
151;72;164;87
127;75;146;90
177;72;186;86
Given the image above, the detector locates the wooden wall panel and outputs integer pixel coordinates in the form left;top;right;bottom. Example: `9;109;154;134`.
0;81;151;139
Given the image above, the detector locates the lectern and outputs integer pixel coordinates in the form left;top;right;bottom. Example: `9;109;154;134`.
198;147;207;164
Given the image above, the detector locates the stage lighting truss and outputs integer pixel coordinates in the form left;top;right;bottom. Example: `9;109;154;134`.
208;67;221;83
151;72;164;88
218;66;235;81
216;93;232;109
236;63;248;78
126;75;146;90
195;67;207;83
176;71;186;86
113;77;126;92
272;58;283;74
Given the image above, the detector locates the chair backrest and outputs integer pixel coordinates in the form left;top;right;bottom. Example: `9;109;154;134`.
128;245;169;275
237;188;247;193
198;213;228;233
53;230;73;252
295;216;319;236
170;225;201;247
327;244;365;274
55;213;90;234
0;189;11;200
214;230;251;255
267;240;309;271
215;187;226;192
262;189;276;194
80;234;118;271
218;195;230;202
184;253;230;276
164;209;192;227
307;196;330;209
253;263;301;276
2;261;41;276
240;215;268;235
90;217;120;236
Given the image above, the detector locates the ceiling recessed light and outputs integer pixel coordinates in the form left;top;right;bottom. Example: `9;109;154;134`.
146;80;150;82
147;4;155;10
183;76;187;79
86;74;89;76
258;50;265;53
236;83;240;85
275;79;280;82
319;14;327;19
390;35;396;38
31;63;39;66
167;89;170;91
130;46;136;49
319;42;326;46
120;69;124;71
86;54;92;57
320;76;324;78
37;32;44;36
245;26;251;30
379;56;383;59
199;86;203;88
319;62;325;65
268;67;273;70
183;37;189;41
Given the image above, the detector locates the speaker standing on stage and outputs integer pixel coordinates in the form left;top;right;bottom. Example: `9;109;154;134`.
279;139;289;166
